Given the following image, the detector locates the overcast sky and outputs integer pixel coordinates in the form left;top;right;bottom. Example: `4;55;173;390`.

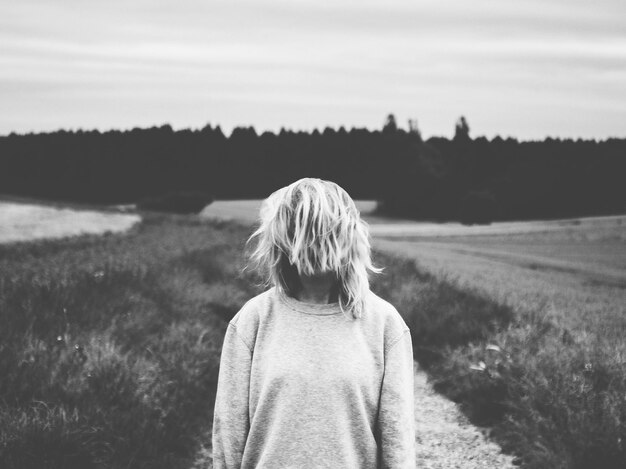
1;0;625;139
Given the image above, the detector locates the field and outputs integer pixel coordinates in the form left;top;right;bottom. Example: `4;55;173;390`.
1;200;625;468
374;215;626;330
0;214;260;468
373;217;625;469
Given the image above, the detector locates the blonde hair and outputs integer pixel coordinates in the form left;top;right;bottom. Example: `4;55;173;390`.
248;178;381;319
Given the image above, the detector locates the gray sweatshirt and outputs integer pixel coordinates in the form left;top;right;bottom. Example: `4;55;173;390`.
212;287;415;468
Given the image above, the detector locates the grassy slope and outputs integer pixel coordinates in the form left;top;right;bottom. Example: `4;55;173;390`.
0;214;260;469
372;245;626;469
1;213;624;468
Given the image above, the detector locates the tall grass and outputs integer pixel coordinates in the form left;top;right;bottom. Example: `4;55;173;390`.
371;252;626;469
0;214;258;469
2;215;623;468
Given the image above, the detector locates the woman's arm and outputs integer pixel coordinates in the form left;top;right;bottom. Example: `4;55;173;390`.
378;330;416;468
212;322;253;469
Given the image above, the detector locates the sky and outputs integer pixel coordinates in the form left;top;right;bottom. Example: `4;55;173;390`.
1;0;625;139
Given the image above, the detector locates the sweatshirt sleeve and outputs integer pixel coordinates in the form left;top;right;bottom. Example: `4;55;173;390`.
212;322;253;469
378;330;416;469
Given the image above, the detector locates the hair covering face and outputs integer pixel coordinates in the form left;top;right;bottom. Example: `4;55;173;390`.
248;178;380;319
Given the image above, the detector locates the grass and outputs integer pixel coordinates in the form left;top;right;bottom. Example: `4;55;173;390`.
371;250;626;469
1;212;624;468
0;213;259;468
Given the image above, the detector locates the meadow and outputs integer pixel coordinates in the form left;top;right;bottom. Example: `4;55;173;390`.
373;216;625;469
0;214;260;468
1;204;624;468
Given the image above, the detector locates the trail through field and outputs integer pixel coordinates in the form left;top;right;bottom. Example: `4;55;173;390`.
412;363;516;468
202;200;518;468
0;201;140;244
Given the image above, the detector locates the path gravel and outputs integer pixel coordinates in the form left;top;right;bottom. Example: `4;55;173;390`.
413;363;516;468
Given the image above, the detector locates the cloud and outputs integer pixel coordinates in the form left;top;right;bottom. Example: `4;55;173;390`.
1;0;625;138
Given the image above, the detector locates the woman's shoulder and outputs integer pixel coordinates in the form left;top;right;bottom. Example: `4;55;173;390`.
365;290;404;323
364;290;410;349
228;288;276;337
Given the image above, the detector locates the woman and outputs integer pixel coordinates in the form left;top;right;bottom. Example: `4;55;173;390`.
212;178;415;468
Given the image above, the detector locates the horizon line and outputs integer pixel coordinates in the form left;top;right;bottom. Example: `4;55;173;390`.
2;120;625;143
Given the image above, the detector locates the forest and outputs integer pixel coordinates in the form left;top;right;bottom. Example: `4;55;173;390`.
1;115;624;222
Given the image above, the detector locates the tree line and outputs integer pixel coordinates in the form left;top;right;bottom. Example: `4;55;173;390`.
0;115;624;222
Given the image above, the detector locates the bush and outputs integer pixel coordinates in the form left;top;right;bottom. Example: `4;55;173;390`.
458;190;498;225
137;192;214;214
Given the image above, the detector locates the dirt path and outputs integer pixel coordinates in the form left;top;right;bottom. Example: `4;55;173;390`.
412;363;516;468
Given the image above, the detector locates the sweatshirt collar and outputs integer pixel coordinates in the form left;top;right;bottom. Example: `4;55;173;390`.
276;289;343;315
